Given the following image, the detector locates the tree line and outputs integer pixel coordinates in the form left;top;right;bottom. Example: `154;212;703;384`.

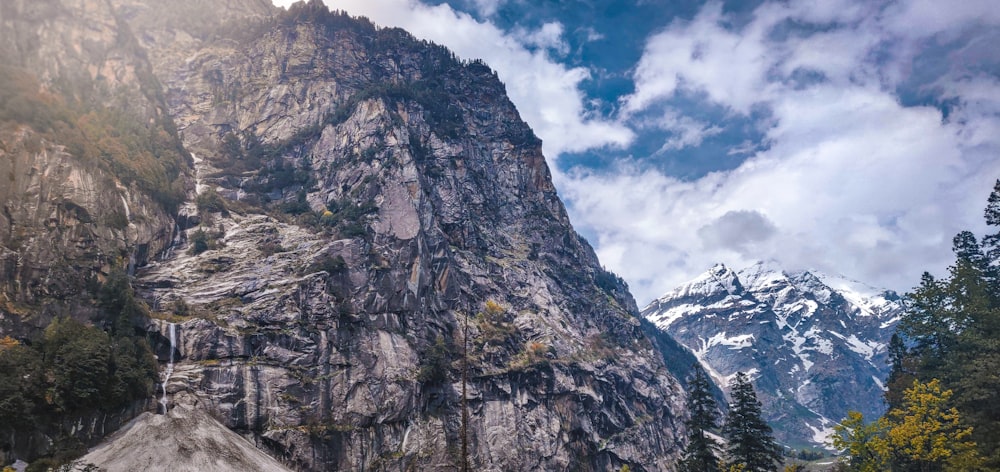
678;367;785;472
833;179;1000;471
0;268;158;467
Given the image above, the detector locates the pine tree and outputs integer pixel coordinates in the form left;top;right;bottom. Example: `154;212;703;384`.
722;372;782;472
891;181;1000;468
679;364;723;472
884;333;915;411
982;179;1000;263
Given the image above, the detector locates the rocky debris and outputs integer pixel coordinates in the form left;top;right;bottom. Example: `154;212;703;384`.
643;261;903;449
75;392;293;472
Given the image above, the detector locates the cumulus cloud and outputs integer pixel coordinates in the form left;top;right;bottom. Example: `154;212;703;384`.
468;0;505;18
565;0;1000;303
647;109;723;152
275;0;633;159
513;22;571;56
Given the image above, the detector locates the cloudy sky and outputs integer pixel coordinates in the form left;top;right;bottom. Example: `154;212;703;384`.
273;0;1000;304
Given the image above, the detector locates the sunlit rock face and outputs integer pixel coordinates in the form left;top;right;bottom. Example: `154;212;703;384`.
644;261;903;450
89;0;696;470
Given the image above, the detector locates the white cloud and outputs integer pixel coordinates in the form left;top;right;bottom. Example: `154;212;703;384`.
623;2;780;115
274;0;632;158
469;0;505;18
513;22;571;56
271;0;1000;306
566;0;1000;303
649;110;723;152
882;0;1000;40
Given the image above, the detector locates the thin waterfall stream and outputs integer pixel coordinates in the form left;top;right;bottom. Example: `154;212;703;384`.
160;322;177;414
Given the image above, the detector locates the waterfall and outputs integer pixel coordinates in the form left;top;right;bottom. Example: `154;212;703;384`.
160;322;177;414
161;224;182;261
126;252;137;277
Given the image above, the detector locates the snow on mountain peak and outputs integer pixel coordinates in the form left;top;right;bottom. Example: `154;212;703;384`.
642;261;904;449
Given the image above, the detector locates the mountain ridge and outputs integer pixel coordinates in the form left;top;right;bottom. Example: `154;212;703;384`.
643;261;902;449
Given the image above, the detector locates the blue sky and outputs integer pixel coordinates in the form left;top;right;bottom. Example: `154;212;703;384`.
274;0;1000;304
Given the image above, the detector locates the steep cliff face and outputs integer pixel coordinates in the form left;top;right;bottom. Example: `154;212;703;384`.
0;0;185;324
644;262;902;449
0;0;190;464
103;1;690;470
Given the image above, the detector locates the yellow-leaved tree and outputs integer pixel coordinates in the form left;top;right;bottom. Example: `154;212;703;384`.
833;379;983;471
885;379;982;471
832;411;890;472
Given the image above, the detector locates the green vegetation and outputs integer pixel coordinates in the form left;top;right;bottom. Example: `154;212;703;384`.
0;268;158;467
678;364;723;472
474;300;518;348
321;198;377;238
833;380;982;471
723;372;783;472
835;178;1000;470
508;341;552;371
0;65;187;214
416;336;451;385
791;449;824;462
595;267;628;296
196;187;227;215
188;226;225;256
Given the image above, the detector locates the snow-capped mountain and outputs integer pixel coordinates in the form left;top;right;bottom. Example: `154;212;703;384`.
643;261;903;449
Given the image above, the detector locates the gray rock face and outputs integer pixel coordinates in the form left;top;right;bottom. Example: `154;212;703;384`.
112;1;689;470
1;0;698;468
643;261;903;449
0;0;181;328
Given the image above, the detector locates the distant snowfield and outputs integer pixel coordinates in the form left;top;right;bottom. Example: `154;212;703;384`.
643;261;903;449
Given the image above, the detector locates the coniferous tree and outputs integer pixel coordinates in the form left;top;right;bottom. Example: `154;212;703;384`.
722;372;782;472
679;364;722;472
890;180;1000;468
884;333;915;411
981;179;1000;263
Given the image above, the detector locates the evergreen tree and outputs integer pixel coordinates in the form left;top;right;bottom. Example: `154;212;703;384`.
679;364;723;472
722;372;782;472
891;180;1000;468
884;333;915;411
981;179;1000;263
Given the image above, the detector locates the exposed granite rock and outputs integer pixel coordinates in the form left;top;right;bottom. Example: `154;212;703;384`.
0;0;183;326
0;0;700;469
124;1;691;470
0;0;187;462
0;127;174;316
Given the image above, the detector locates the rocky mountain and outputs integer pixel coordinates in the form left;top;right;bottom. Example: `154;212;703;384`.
643;261;903;449
1;0;697;470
